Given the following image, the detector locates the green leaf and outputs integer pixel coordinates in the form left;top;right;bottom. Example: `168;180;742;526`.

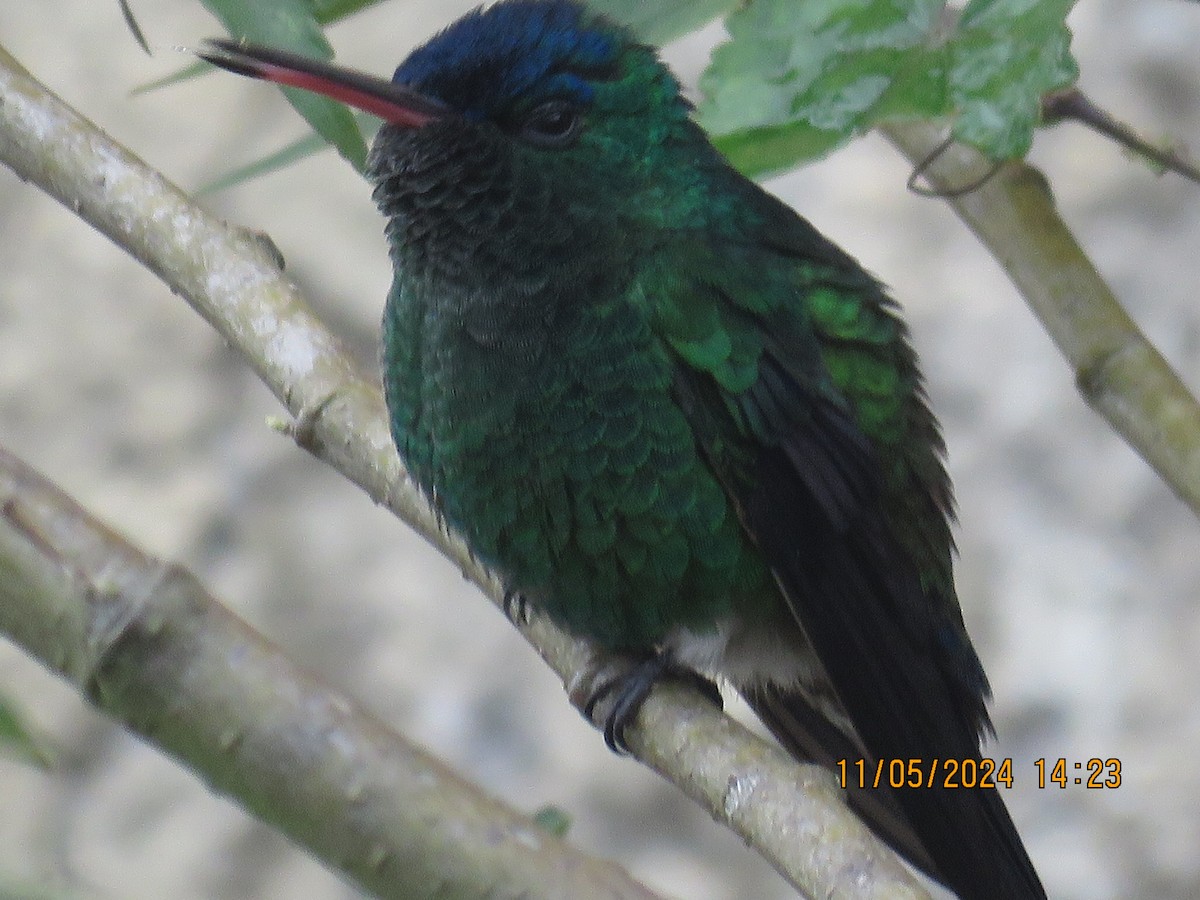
590;0;739;45
0;697;52;768
948;0;1079;157
130;60;210;97
714;125;849;182
200;0;369;169
198;132;333;194
699;0;946;176
310;0;393;21
699;0;1078;177
198;112;381;193
119;0;152;55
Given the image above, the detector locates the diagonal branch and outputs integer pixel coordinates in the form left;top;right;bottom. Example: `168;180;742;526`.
0;445;665;900
0;43;929;900
885;119;1200;518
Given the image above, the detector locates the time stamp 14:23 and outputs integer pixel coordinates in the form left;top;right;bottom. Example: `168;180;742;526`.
835;757;1123;790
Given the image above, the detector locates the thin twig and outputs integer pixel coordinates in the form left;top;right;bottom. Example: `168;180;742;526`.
1043;87;1200;185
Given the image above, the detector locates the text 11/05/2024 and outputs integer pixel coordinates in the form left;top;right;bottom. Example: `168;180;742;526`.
836;757;1123;790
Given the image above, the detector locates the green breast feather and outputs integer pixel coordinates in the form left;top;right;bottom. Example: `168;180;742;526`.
383;269;774;650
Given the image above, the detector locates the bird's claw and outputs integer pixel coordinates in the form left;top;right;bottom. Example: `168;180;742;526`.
501;587;531;625
574;652;723;754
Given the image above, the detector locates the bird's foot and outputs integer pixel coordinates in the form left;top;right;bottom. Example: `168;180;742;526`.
501;587;531;625
572;651;723;753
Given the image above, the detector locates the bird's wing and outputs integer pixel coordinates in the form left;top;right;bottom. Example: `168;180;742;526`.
643;216;1045;897
645;224;989;729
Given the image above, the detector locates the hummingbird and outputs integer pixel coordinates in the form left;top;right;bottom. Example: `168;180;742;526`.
199;2;1045;897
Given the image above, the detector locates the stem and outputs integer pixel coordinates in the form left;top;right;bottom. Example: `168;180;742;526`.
0;446;664;900
885;119;1200;517
1042;88;1200;186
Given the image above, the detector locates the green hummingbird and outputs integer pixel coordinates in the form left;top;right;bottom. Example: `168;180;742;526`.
200;2;1044;896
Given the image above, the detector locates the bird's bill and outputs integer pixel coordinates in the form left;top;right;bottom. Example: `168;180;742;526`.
197;38;449;128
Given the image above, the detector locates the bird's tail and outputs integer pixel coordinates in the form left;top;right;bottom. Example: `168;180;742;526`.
742;684;1046;900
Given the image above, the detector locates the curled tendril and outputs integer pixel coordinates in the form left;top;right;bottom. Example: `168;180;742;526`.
906;134;1003;198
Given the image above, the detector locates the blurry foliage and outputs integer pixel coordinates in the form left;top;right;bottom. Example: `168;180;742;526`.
134;0;1079;185
0;696;51;768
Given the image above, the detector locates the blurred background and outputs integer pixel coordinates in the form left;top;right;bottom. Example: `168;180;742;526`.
2;1;1198;897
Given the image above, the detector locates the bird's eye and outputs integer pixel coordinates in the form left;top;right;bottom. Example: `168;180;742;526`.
519;101;582;148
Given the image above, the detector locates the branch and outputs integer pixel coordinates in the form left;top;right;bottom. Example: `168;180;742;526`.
0;446;664;900
884;119;1200;518
0;43;930;900
1042;88;1200;186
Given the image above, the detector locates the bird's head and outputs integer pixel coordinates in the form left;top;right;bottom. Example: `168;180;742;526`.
202;1;718;277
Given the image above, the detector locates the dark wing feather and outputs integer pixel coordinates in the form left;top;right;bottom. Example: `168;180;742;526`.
741;431;1042;898
654;208;1045;898
740;681;943;882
